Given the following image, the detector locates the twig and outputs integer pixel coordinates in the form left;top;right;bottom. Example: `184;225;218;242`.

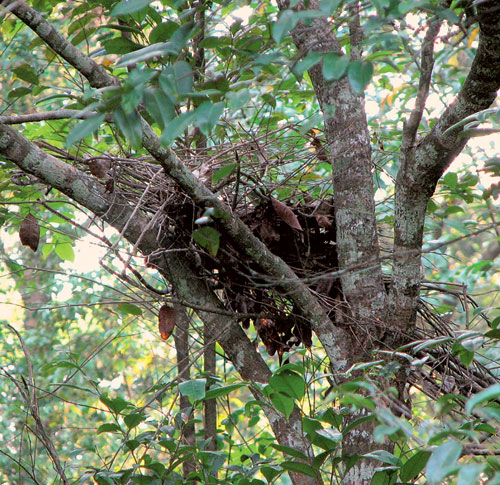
401;17;441;150
4;323;69;484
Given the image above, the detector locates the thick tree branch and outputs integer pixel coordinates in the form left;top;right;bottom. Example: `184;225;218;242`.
390;1;500;329
3;0;349;374
0;110;107;124
278;0;386;355
0;0;118;89
0;125;319;484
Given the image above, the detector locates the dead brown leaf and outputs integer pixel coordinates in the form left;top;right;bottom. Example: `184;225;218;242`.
158;304;177;341
271;198;303;231
19;214;40;252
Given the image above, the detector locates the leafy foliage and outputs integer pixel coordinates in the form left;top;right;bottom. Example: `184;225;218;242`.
1;0;500;484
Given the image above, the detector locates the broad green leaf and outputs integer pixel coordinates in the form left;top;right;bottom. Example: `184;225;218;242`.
125;439;140;451
261;466;281;482
114;107;142;148
117;303;143;315
347;60;374;94
66;113;106;147
269;371;305;400
161;110;197;145
280;461;318;479
270;392;294;419
319;0;344;15
443;172;458;188
97;423;123;434
323;53;349;80
13;64;39;85
192;226;220;256
195;101;224;136
124;412;146;429
292;51;323;80
426;441;462;484
362;450;401;466
103;37;141;54
271;444;308;461
205;383;245;400
111;0;151;16
272;10;299;44
465;383;500;414
400;451;430;482
55;242;75;262
149;21;178;44
212;163;236;184
7;87;32;99
179;379;206;402
143;88;175;129
100;394;130;414
457;463;485;485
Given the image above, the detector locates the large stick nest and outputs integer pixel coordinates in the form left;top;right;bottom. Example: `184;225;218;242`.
31;124;500;410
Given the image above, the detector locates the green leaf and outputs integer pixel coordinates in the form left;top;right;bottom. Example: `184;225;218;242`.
8;87;32;100
192;226;220;257
179;379;206;402
143;88;175;129
103;37;142;54
161;110;197;145
347;60;374;94
269;392;294;420
426;441;462;484
261;465;282;483
97;423;123;434
66;113;106;147
269;371;305;400
100;394;130;414
111;0;151;16
272;10;299;44
280;461;318;479
443;172;458;188
205;383;245;400
195;101;224;136
150;21;180;44
322;53;350;80
212;164;236;184
117;303;143;316
457;463;485;485
292;52;323;80
270;444;308;461
465;383;500;414
400;451;430;482
124;412;146;429
125;439;140;451
362;450;401;466
114;107;142;148
55;242;75;262
13;64;39;85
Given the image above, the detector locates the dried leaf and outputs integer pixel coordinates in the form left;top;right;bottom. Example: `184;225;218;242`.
158;304;177;341
105;179;114;193
89;158;112;178
271;198;303;231
19;214;40;252
315;214;332;229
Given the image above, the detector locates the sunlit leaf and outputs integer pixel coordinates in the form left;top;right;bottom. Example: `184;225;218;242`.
465;383;500;414
426;441;462;484
347;60;374;94
110;0;151;16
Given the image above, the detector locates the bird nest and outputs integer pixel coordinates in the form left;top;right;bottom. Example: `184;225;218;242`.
29;124;500;411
